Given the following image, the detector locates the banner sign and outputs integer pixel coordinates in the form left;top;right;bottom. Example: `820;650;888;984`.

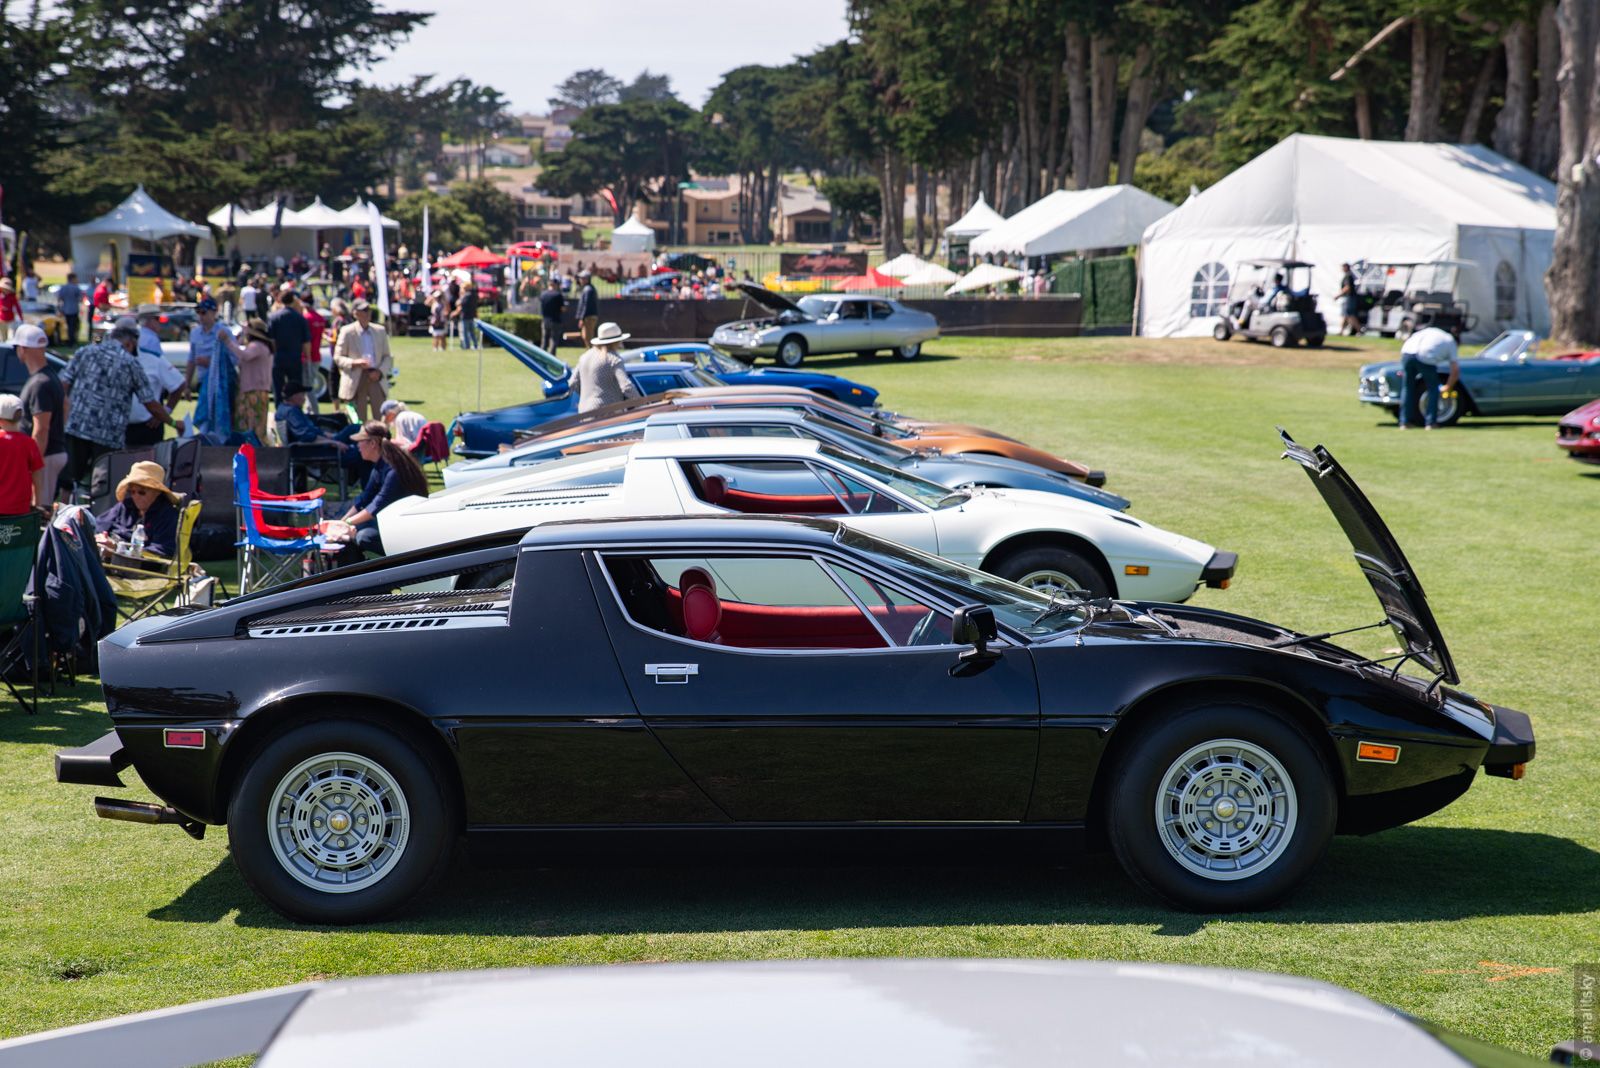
778;252;865;278
200;258;230;292
126;253;170;305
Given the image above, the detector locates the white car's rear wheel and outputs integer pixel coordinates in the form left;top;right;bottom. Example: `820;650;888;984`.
776;336;807;368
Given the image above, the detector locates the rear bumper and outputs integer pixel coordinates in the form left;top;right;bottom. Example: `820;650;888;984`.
1201;550;1239;589
1482;705;1535;777
56;730;130;788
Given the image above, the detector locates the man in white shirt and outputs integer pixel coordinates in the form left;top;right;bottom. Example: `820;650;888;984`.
239;278;259;324
128;307;186;446
1398;318;1460;429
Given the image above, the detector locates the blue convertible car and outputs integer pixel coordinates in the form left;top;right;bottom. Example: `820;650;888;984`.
1359;329;1600;425
636;343;879;408
451;322;882;457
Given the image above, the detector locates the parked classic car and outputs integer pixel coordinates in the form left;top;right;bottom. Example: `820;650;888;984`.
55;431;1532;922
0;959;1560;1066
635;343;880;407
443;407;1133;513
383;436;1222;599
1557;397;1600;464
507;387;1110;485
711;283;940;366
451;323;886;456
1358;329;1600;425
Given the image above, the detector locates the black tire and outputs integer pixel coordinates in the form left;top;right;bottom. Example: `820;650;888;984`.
1106;701;1336;911
1269;326;1291;348
992;545;1111;599
1212;322;1232;341
228;718;458;925
896;341;922;360
1304;335;1325;349
776;335;807;368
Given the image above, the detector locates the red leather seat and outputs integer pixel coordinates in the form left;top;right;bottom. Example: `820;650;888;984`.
700;474;728;507
679;567;721;644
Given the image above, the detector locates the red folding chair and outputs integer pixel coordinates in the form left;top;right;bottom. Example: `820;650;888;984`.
409;421;450;479
238;443;325;539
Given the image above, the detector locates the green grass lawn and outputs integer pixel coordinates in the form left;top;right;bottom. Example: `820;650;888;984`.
3;332;1595;1055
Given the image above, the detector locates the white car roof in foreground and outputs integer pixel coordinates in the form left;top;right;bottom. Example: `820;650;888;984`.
0;959;1470;1068
630;436;825;462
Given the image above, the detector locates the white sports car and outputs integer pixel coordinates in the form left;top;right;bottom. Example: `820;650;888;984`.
382;438;1235;601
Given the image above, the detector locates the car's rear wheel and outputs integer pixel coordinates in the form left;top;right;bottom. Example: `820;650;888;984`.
897;341;922;360
1269;326;1291;348
1304;335;1325;348
776;336;807;368
993;545;1110;599
1212;322;1232;341
228;718;457;925
1106;701;1335;911
1435;388;1465;426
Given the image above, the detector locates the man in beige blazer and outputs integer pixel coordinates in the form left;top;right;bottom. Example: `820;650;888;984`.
332;299;393;422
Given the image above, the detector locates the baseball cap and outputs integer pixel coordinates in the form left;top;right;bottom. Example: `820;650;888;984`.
113;315;139;331
379;399;402;417
197;297;218;313
0;394;23;421
10;324;48;349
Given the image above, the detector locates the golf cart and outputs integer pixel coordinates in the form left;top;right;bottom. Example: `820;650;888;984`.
1353;260;1476;339
1213;259;1327;348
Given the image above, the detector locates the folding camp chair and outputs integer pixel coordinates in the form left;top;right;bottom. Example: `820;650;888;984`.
101;498;208;622
408;421;450;480
0;512;44;713
233;451;326;594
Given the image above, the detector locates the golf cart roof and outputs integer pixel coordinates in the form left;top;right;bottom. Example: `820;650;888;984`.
1366;260;1473;269
1241;259;1314;268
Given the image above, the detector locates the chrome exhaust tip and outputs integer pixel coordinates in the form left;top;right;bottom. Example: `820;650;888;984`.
93;797;206;840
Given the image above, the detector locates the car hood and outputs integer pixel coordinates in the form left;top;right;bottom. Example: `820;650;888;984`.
1278;427;1456;683
1560;397;1600;425
909;453;1129;510
477;319;572;387
733;281;811;318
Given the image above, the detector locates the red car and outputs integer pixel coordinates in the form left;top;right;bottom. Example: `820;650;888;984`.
1557;397;1600;464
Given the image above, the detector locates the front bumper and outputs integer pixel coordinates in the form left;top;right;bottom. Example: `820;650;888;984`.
1482;705;1535;777
1201;550;1238;589
56;730;130;787
710;334;775;358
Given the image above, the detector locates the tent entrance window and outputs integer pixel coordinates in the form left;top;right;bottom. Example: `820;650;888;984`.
1190;262;1229;318
1494;261;1517;321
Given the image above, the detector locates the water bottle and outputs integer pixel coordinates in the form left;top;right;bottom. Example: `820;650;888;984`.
130;523;146;557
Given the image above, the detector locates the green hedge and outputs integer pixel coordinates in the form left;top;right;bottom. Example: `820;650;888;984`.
481;312;542;341
1053;254;1135;328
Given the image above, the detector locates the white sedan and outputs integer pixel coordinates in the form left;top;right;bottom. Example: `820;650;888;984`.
383;438;1235;601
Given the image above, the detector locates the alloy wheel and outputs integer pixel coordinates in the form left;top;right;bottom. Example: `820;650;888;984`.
1154;738;1298;882
267;751;411;894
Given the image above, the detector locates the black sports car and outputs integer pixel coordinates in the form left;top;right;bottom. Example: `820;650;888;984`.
56;431;1534;924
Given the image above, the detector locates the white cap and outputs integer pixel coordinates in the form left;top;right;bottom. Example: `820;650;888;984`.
10;323;48;349
0;394;22;422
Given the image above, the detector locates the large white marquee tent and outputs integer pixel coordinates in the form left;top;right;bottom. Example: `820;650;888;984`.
69;186;209;281
1138;134;1557;342
971;185;1174;259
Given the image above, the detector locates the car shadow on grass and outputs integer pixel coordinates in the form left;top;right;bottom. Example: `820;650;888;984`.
779;352;961;371
0;683;115;746
149;825;1600;937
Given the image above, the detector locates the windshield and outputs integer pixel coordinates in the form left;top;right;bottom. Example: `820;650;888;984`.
1476;330;1538;362
680;366;722;388
701;349;746;374
802;413;913;463
795;297;832;318
836;527;1085;638
819;445;967;509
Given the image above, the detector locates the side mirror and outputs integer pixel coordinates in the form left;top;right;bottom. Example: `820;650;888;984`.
950;604;1000;676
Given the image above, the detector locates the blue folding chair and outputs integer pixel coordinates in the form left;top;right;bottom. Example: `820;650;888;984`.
233;450;326;594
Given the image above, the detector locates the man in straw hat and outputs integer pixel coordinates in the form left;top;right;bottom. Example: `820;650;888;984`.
573;321;640;414
93;460;181;560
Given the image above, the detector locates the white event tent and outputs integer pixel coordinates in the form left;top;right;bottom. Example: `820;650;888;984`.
1138;134;1557;341
203;197;399;263
901;261;960;286
971;185;1174;259
946;262;1023;295
69;186;209;282
876;252;935;278
609;215;656;253
944;194;1007;240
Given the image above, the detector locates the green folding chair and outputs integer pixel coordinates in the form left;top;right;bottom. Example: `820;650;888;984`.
0;512;45;714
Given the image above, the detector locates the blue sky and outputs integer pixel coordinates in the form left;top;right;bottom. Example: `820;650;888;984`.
370;0;852;114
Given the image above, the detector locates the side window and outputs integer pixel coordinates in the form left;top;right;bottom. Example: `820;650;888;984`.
867;301;895;319
602;554;888;650
1190;262;1229;318
683;459;848;515
633;372;686;395
828;564;952;646
686;424;803;439
813;465;909;515
838;301;868;319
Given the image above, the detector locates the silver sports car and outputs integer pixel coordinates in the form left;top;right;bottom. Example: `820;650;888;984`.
712;282;940;367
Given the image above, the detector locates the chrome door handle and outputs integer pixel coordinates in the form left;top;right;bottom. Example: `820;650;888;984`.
644;663;698;685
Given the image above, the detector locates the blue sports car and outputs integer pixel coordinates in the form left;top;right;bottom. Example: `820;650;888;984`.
1358;329;1600;425
635;343;879;408
450;322;882;457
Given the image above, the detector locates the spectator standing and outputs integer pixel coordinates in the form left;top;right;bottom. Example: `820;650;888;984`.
0;393;45;515
13;324;66;503
0;278;19;341
301;291;329;384
21;270;39;301
350;274;367;303
319;242;332;276
234;319;275;441
60;320;173;488
127;307;186;447
185;297;246;397
573;322;639;413
539;278;565;353
91;275;111;312
266;289;311;402
336;421;428;560
444;277;460;340
1338;263;1362;336
240;276;259;323
575;271;599;345
428;291;447;351
56;272;84;344
333;299;392;421
455;280;480;349
216;277;239;324
380;399;427;448
1398;318;1460;430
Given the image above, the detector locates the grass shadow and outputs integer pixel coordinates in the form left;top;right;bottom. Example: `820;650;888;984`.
151;825;1600;937
0;681;112;747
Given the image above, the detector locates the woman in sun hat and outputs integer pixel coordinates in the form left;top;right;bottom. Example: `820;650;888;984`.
94;460;181;559
234;318;275;441
573;321;639;413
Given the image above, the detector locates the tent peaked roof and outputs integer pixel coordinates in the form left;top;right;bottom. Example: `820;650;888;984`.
71;185;209;241
900;261;960;286
612;215;653;235
335;199;399;228
876;253;933;278
1142;134;1556;243
945;193;1007;238
291;197;349;229
946;262;1022;295
972;185;1173;257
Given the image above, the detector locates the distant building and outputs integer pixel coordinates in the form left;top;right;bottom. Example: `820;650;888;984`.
681;177;745;245
772;182;879;245
482;141;533;167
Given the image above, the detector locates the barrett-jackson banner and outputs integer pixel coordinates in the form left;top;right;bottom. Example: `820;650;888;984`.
778;251;866;278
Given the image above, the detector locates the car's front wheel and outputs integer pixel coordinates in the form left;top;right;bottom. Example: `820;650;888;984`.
1106;701;1335;911
897;341;922;360
1270;326;1291;348
228;718;457;925
993;545;1110;599
776;336;807;368
1435;388;1466;426
1212;322;1232;341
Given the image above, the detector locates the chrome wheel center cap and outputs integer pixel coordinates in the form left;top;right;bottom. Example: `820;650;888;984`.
1212;797;1237;820
327;811;352;834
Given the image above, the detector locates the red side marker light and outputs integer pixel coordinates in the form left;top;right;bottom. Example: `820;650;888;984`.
164;729;206;749
1357;741;1401;763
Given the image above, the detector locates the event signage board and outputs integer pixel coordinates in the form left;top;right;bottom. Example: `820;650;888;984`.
126;253;171;305
200;258;230;293
778;252;866;278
